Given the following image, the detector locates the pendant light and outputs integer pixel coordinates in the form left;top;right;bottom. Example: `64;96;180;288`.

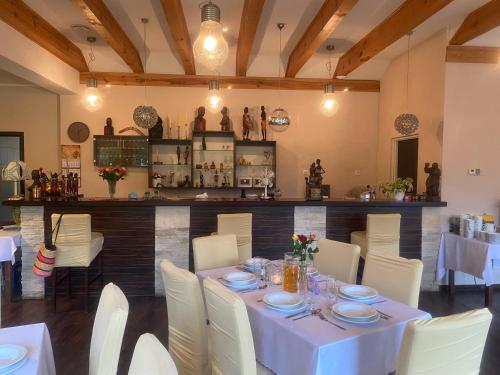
205;80;223;113
193;1;228;71
82;36;103;112
269;23;290;132
133;18;158;129
394;32;419;135
320;45;339;117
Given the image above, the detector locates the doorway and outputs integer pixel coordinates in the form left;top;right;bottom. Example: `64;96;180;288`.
0;132;24;224
393;135;418;190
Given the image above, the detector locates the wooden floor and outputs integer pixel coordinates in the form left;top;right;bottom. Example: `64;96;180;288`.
1;289;499;375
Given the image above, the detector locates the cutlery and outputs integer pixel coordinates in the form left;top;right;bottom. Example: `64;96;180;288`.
317;311;346;330
239;284;267;293
285;308;317;319
367;299;387;305
292;309;321;321
375;309;392;319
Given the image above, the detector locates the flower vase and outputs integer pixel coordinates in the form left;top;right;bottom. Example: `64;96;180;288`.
107;180;117;199
298;262;308;296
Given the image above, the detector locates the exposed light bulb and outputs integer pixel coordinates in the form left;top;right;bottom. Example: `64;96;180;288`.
205;80;223;113
320;84;338;117
203;35;217;52
82;78;103;112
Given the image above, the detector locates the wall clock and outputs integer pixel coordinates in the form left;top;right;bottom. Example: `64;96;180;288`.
68;122;90;143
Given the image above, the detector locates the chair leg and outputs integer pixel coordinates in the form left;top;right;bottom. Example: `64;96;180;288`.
68;268;72;298
52;269;57;313
84;267;89;313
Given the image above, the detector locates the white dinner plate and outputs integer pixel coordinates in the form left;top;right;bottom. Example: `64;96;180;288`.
332;311;380;325
339;285;378;300
222;272;256;285
0;357;28;375
0;345;27;370
263;292;304;310
266;302;307;314
221;279;258;291
332;302;378;321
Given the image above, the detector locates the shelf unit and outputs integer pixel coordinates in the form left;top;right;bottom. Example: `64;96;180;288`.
149;139;192;188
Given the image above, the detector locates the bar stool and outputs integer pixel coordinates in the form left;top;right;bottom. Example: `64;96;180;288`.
350;213;401;259
51;214;104;312
217;213;252;262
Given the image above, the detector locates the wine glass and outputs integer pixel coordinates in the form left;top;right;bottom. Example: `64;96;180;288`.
327;275;337;306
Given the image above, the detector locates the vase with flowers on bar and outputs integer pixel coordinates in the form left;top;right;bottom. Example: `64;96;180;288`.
98;166;127;199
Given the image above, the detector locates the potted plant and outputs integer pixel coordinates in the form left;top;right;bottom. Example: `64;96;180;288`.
379;177;413;201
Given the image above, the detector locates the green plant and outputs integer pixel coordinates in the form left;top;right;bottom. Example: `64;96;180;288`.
379;177;413;197
292;234;319;262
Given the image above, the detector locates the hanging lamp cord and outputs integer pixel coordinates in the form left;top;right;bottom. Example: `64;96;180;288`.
406;32;411;111
326;49;332;78
143;20;148;104
277;25;283;101
88;41;95;72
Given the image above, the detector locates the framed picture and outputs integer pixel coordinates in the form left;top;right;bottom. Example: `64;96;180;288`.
238;176;252;188
252;177;263;187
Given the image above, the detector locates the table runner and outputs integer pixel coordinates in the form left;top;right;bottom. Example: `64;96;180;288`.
0;229;20;264
437;232;500;286
198;266;430;375
0;323;56;375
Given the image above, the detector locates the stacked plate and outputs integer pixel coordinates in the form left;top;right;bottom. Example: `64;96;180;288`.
263;292;307;314
0;345;28;374
332;302;379;324
220;271;258;291
338;284;378;302
242;258;271;273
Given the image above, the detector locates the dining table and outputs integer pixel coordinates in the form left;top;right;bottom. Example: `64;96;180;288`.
0;323;56;375
197;265;431;375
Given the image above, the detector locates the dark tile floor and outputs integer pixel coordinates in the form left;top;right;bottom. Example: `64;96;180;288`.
1;289;498;375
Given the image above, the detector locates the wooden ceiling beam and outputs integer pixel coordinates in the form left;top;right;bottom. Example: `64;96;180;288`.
0;0;88;72
335;0;454;77
80;72;380;92
236;0;266;76
285;0;358;78
159;0;196;75
449;0;500;45
73;0;143;73
446;45;500;64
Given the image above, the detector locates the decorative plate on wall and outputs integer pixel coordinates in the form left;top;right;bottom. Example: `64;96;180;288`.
68;122;90;143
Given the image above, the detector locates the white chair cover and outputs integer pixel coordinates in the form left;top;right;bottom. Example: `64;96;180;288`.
51;214;104;267
160;260;210;375
128;333;178;375
397;308;492;375
362;252;422;308
89;282;129;375
217;213;252;263
192;234;239;272
316;239;360;284
351;213;401;258
203;278;273;375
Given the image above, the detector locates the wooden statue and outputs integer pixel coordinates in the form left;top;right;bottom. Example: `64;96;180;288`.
306;159;325;200
104;117;114;136
176;145;181;165
260;106;267;141
148;117;163;139
424;162;441;201
242;107;251;140
183;146;190;165
194;106;206;132
220;106;230;131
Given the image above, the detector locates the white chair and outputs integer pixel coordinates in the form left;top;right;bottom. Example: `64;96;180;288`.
51;213;104;312
217;213;252;263
128;333;178;375
316;239;360;284
362;252;422;308
160;260;210;375
203;277;274;375
351;213;401;258
192;234;239;272
89;282;129;375
396;308;492;375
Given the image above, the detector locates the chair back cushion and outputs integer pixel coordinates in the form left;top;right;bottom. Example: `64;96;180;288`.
203;278;257;375
90;283;129;375
366;214;401;256
362;252;422;308
51;214;91;244
397;308;492;375
316;239;360;284
192;234;239;272
217;213;252;263
128;333;178;375
160;260;209;375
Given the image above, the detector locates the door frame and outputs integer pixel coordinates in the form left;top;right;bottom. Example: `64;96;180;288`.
0;132;25;194
391;134;418;181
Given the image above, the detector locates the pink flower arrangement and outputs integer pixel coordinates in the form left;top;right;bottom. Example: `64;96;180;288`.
98;166;127;182
291;233;319;262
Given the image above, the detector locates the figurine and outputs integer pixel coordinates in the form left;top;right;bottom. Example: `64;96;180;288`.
219;162;224;172
214;171;219;187
220;106;230;131
148;117;163;139
176;145;181;165
202;136;207;150
424;162;441;201
183;146;190;165
260;106;267;141
242;107;251;141
210;161;216;169
104;117;114;136
168;171;175;186
194;106;206;132
306;159;325;200
200;173;205;188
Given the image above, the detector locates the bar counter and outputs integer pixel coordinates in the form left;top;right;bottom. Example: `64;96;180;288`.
3;198;446;298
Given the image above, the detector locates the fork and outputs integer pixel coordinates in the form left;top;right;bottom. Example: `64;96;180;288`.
375;309;392;319
317;311;346;330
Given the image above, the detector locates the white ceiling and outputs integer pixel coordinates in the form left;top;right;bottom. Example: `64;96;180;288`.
19;0;497;80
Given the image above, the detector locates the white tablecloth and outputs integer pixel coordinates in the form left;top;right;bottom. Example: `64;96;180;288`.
0;229;21;264
437;232;500;286
0;323;56;375
198;266;430;375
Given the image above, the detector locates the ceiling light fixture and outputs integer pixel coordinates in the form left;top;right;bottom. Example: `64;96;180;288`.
205;80;223;113
133;18;158;129
193;1;229;71
82;36;103;112
394;31;419;136
269;23;290;132
320;44;339;117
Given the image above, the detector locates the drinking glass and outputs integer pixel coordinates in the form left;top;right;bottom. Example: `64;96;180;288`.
326;275;337;306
